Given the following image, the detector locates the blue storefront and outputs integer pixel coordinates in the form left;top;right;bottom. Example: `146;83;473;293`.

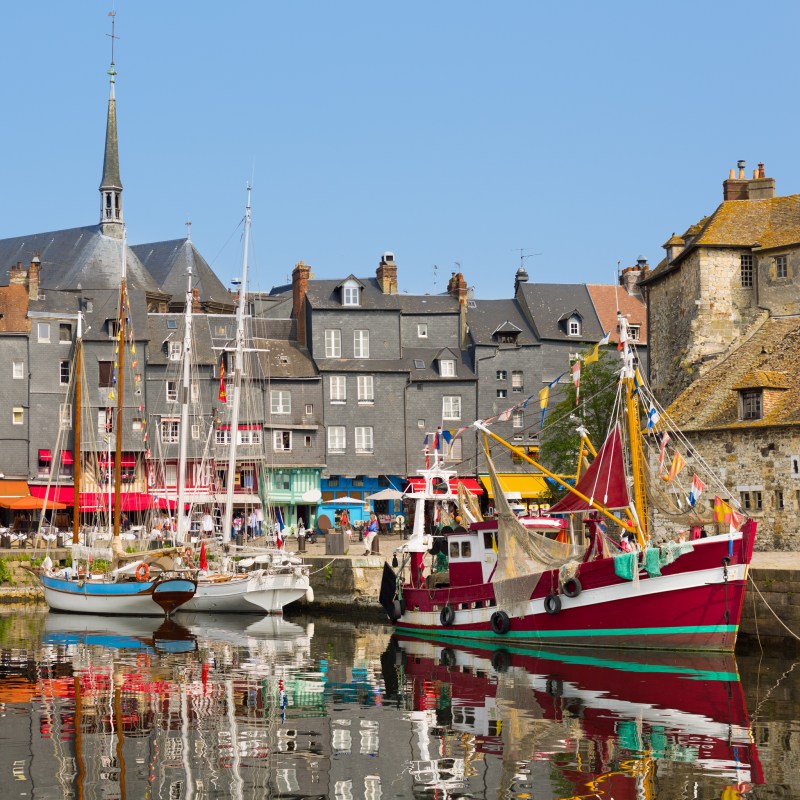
319;475;405;529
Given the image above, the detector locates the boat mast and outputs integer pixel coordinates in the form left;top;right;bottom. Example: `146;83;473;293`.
222;186;252;544
72;314;83;545
112;227;128;540
176;268;194;541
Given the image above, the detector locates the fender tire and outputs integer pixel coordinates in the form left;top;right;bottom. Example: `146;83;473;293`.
440;605;455;626
561;577;582;598
389;599;404;621
490;610;511;635
544;593;562;615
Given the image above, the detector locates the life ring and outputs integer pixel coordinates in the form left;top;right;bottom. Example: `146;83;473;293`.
184;547;193;561
440;605;455;626
490;610;511;635
544;593;562;615
135;563;150;581
561;577;582;598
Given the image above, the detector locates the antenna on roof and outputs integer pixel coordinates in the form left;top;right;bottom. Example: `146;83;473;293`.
432;264;438;289
185;219;192;241
518;248;542;269
106;9;119;81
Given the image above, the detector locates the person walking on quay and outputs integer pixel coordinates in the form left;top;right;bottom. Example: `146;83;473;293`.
201;511;214;539
364;512;379;555
248;509;258;538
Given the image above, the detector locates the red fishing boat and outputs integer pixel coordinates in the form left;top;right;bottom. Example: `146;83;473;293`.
380;316;757;651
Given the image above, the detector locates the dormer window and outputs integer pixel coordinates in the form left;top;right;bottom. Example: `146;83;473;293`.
740;389;763;421
629;324;640;341
342;281;360;306
568;315;581;336
440;359;455;377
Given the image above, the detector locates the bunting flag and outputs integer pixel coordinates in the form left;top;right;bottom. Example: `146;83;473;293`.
646;403;660;430
584;331;610;364
498;407;513;422
632;368;644;396
688;474;705;507
218;358;227;403
713;496;731;525
571;360;581;406
441;430;453;445
665;451;686;482
658;431;671;474
199;540;208;571
275;509;284;549
618;318;628;351
539;386;549;429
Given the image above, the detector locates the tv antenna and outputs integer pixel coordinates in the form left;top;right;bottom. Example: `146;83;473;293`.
106;9;119;76
518;247;542;269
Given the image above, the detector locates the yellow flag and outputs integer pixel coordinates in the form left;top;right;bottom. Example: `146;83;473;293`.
539;386;549;409
584;342;600;364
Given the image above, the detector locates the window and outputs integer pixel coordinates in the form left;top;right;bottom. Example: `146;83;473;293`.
357;375;374;403
168;342;182;361
60;360;70;385
274;430;292;451
214;322;228;337
273;472;290;491
59;403;72;428
38;322;50;342
132;418;144;431
330;376;346;403
740;491;762;512
512;410;524;428
343;285;360;306
238;428;263;445
12;360;23;379
166;380;178;402
271;390;291;414
160;419;180;444
304;435;312;447
792;456;800;476
417;323;428;338
511;370;523;393
417;419;425;428
59;323;72;343
12;407;23;425
328;426;346;453
444;438;462;462
497;389;508;399
325;329;341;358
97;408;113;434
629;325;641;341
355;426;374;453
496;370;507;380
776;490;785;510
440;359;455;377
414;359;425;369
107;319;118;339
191;423;200;440
354;330;369;358
167;319;178;330
165;464;178;485
740;389;762;421
99;361;113;388
305;403;313;416
216;428;231;445
442;395;461;420
568;316;581;336
328;477;340;487
776;255;788;278
741;254;754;288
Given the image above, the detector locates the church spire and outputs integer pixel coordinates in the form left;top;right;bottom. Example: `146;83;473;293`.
99;10;123;237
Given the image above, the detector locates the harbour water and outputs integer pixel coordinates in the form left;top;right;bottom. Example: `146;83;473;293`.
0;609;795;799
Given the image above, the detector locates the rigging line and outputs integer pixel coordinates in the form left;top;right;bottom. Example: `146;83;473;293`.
207;214;246;272
748;573;800;641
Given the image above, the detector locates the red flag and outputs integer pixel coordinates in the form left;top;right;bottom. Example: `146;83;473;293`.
218;359;227;403
199;539;208;570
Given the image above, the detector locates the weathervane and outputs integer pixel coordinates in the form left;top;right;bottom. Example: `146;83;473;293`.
107;9;119;80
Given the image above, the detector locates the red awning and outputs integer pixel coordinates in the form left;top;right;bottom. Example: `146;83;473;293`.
38;449;52;462
61;452;74;465
30;485;76;505
405;477;483;495
121;456;136;467
79;492;155;512
97;454;138;467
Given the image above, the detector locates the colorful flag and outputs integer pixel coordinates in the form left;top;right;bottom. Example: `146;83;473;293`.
632;368;643;396
646;403;660;430
658;431;671;474
665;451;686;482
199;539;208;571
618;317;628;350
713;496;731;525
218;358;227;403
584;342;600;364
571;360;581;406
498;407;513;422
688;474;705;507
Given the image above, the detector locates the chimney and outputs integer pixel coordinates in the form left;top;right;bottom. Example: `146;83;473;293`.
747;162;776;200
620;258;648;295
447;271;470;348
9;261;26;286
514;265;529;293
292;261;311;346
662;234;685;264
192;286;202;313
376;251;398;294
28;256;40;301
723;161;749;200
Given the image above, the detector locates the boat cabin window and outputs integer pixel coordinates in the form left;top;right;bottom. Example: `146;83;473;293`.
483;532;496;550
449;540;472;558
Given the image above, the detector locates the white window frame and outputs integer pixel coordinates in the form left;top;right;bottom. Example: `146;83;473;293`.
417;323;428;339
238;428;263;446
330;375;347;403
511;370;523;393
355;426;374;454
354;330;370;359
357;375;374;404
273;430;292;452
512;410;524;428
12;360;24;379
442;395;461;421
342;284;360;306
191;423;200;440
166;380;178;402
305;403;313;416
440;359;455;377
328;425;346;453
160;419;180;444
324;329;342;358
60;360;70;386
12;407;23;425
215;428;231;446
38;322;50;343
168;342;182;361
497;389;508;398
568;316;581;336
628;325;640;341
271;389;291;415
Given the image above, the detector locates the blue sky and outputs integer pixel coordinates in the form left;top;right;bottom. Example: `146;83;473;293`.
1;1;798;298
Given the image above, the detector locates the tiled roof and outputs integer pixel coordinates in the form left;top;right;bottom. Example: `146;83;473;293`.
586;284;648;344
667;316;800;431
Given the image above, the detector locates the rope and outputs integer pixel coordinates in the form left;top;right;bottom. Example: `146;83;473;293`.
306;559;337;575
748;573;800;641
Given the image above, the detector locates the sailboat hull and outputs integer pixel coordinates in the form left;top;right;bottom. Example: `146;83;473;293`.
388;527;756;652
40;574;197;616
179;569;310;613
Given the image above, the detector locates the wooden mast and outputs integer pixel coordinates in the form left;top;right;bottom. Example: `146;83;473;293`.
112;228;128;543
72;318;83;545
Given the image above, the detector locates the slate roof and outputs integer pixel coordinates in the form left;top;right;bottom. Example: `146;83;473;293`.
667;316;800;431
304;277;401;311
0;226;159;292
517;283;604;342
397;294;460;314
131;239;233;307
402;347;476;382
146;313;217;367
586;284;648;344
81;289;150;343
466;298;538;346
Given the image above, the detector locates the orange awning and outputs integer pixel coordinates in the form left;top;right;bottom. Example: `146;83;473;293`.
0;496;67;510
0;480;30;499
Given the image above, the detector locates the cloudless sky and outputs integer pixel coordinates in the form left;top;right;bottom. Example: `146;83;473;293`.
2;1;799;298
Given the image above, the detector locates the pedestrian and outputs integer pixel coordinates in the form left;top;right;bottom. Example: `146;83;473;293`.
202;511;214;538
255;506;264;535
233;514;242;540
363;512;379;555
248;509;258;538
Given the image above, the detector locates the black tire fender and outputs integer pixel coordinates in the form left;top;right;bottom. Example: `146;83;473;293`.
440;605;455;626
561;577;582;598
389;599;404;621
490;610;511;635
544;593;562;615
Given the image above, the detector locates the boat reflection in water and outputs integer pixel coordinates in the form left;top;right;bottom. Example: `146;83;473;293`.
391;634;763;799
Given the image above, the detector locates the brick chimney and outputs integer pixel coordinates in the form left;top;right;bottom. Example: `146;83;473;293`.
747;162;776;200
28;256;40;301
376;252;398;294
723;160;776;201
447;271;469;348
9;261;26;286
292;261;312;346
192;287;202;312
619;257;649;295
